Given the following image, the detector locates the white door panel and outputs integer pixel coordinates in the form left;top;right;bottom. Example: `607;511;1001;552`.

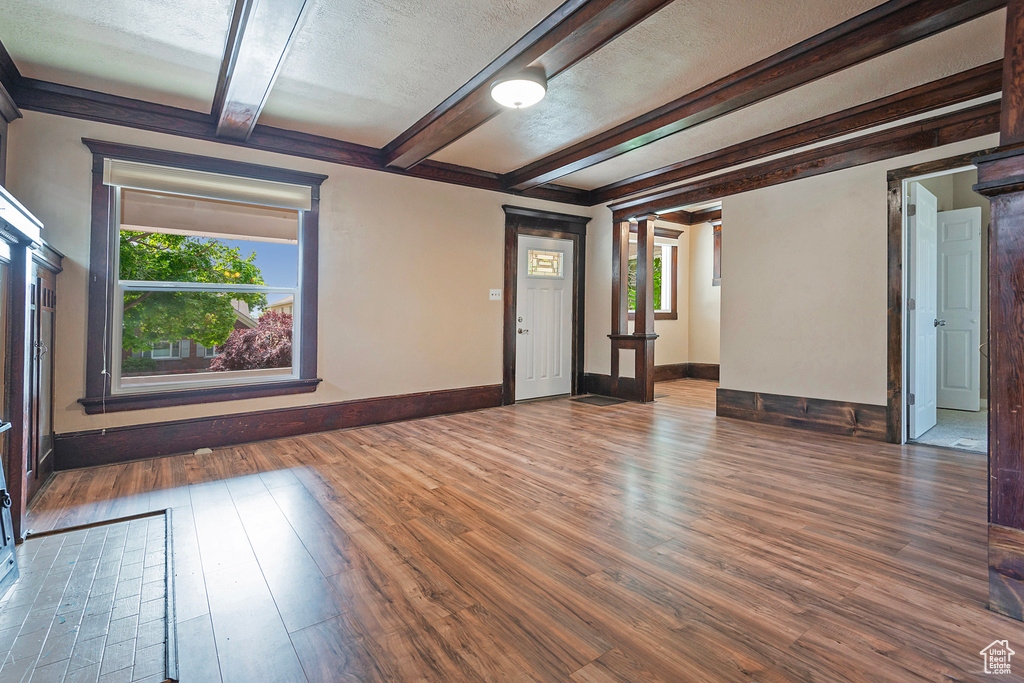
936;207;982;411
909;183;938;439
515;236;572;400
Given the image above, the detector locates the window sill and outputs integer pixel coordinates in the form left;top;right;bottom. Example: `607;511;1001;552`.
627;311;678;321
78;378;321;414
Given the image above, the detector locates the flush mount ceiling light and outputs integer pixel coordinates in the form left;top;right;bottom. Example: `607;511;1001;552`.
490;67;547;109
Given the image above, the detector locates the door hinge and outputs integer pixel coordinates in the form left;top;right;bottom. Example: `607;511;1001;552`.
908;204;917;217
908;298;916;311
909;393;916;406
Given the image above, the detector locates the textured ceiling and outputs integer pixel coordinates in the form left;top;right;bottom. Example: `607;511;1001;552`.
557;9;1007;191
258;0;567;147
431;0;888;172
0;0;232;112
0;0;1008;193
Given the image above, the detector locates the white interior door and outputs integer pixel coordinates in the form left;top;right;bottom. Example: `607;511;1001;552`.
909;182;939;439
936;207;982;412
515;235;573;400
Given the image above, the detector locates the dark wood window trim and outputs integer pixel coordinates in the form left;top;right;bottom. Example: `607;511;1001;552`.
885;148;993;444
80;139;326;414
502;206;589;405
627;240;679;321
712;224;722;287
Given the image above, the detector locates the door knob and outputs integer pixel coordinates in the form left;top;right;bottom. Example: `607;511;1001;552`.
518;328;529;335
934;319;946;327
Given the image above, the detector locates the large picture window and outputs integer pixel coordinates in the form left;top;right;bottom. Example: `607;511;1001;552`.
81;141;326;413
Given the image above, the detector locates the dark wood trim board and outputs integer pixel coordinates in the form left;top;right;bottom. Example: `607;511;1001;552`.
688;363;720;381
504;0;1006;191
610;102;1000;220
592;362;720;388
590;62;1003;204
653;364;688;382
717;388;887;441
382;0;672;169
55;384;503;470
10;78;590;206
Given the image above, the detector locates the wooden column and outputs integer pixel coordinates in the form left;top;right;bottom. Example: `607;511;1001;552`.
606;216;657;402
978;0;1024;621
633;215;657;402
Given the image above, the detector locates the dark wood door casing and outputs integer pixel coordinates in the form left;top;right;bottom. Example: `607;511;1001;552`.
884;150;992;444
502;206;589;405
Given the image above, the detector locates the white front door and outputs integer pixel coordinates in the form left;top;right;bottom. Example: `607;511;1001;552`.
909;182;939;439
937;207;983;412
515;235;573;400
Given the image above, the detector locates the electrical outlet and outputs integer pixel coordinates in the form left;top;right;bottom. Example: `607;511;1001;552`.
489;289;502;301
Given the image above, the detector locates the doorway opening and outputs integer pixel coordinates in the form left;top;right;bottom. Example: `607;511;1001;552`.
501;206;589;404
903;166;989;453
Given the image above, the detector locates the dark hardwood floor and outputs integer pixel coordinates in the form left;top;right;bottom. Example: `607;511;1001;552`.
23;380;1019;681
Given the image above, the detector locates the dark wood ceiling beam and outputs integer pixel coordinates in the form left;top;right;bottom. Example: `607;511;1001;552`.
690;208;722;224
655;207;721;225
505;0;1006;192
10;77;590;204
608;100;1000;220
212;0;312;141
381;0;674;170
655;210;691;225
0;39;22;123
590;60;1003;204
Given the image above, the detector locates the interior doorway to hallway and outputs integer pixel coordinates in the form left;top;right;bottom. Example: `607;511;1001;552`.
904;167;989;454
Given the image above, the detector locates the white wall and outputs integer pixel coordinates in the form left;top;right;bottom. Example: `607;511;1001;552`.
719;134;998;406
688;222;720;364
7;111;597;434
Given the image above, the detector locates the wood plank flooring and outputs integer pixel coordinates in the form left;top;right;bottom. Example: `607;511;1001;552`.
22;380;1024;681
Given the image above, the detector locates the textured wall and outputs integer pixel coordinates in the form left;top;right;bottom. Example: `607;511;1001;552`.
719;134;998;406
6;111;589;434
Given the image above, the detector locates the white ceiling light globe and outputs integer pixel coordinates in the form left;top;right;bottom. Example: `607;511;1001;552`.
490;69;547;109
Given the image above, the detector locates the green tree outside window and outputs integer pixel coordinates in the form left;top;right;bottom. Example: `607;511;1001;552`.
119;231;268;354
627;255;663;311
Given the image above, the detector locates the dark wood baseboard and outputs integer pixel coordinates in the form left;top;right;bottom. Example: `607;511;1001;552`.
583;373;635;398
587;362;720;395
687;363;720;381
716;388;886;441
653;363;688;382
55;384;502;470
990;524;1024;620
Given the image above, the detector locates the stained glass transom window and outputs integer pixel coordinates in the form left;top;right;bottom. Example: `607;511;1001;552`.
528;250;564;278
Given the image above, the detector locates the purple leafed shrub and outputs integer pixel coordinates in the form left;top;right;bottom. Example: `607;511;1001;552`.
209;311;292;371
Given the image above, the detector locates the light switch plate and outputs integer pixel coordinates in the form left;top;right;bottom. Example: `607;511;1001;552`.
489;289;502;301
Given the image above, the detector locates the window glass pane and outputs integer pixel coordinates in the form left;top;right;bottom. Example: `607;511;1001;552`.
528;249;563;278
627;245;664;311
120;290;293;385
119;190;299;287
119;229;299;288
